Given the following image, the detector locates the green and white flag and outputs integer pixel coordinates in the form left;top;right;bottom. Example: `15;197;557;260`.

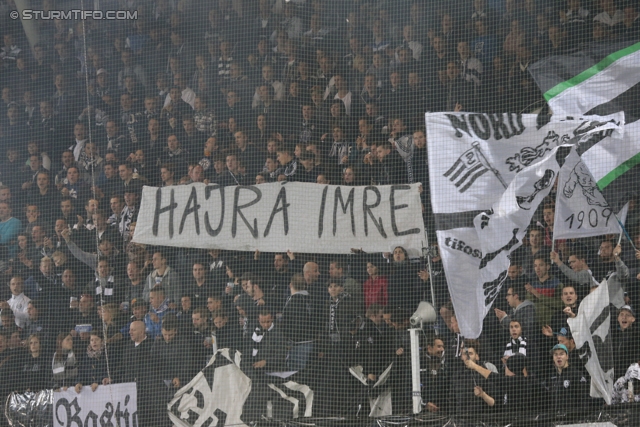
579;120;640;212
529;41;640;120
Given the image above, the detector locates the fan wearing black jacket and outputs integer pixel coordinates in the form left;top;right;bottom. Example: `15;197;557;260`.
281;274;315;371
541;344;589;414
117;320;157;427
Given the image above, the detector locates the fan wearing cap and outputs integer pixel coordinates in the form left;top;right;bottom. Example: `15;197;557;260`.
542;344;589;412
549;326;588;378
613;305;640;378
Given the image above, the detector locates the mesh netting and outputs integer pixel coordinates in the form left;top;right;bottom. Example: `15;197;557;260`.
0;0;640;426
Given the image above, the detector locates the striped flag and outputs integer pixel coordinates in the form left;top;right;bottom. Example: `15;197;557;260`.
443;145;490;193
579;120;640;212
443;142;506;193
529;41;640;121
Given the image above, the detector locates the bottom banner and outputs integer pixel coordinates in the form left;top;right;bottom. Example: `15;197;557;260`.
53;383;137;427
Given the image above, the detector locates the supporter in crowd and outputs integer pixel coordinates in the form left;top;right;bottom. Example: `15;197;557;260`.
541;343;589;412
51;332;78;390
144;286;174;341
281;273;314;371
17;333;50;392
363;260;388;309
421;333;448;413
613;305;640;378
525;254;563;327
495;283;538;339
143;251;180;304
74;330;110;393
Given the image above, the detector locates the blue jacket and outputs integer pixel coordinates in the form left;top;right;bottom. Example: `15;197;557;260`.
144;299;174;340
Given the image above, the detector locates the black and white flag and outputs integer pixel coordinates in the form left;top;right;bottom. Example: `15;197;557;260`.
567;279;615;404
168;349;316;425
168;349;251;427
472;148;563;316
554;149;628;240
427;112;621;338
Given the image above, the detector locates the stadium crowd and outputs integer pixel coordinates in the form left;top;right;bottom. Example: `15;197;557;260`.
0;0;640;424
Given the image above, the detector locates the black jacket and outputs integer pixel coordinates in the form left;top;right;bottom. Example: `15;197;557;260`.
353;319;394;377
542;364;589;413
613;323;640;378
281;291;315;343
153;335;192;385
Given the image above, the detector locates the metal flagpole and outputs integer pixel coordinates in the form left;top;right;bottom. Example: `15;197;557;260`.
616;215;637;251
423;235;437;309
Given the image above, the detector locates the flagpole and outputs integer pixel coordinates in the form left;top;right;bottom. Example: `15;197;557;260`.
615;215;637;251
551;174;560;255
422;236;437;309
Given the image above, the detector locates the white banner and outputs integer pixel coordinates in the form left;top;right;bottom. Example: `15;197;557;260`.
568;279;615;405
132;182;425;256
53;383;137;427
554;150;626;240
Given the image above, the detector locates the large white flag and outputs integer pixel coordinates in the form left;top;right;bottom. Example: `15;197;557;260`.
554;150;627;240
426;112;623;338
567;279;615;405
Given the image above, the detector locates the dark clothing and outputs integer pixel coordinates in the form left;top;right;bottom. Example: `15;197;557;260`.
237;145;265;178
353;319;393;377
118;338;158;427
281;291;315;343
188;328;212;375
319;293;359;349
542;365;589;413
375;151;408;185
387;261;422;312
486;372;543;412
17;352;51;392
612;323;640;378
447;361;495;415
77;351;110;386
153;336;192;387
217;170;248;186
215;322;244;350
183;280;217;308
242;323;286;374
421;354;449;409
